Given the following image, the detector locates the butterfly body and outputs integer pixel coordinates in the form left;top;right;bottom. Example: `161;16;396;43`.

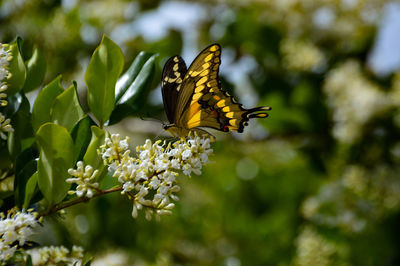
161;44;271;138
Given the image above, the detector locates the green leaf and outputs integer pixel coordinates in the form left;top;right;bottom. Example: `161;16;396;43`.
5;42;27;96
22;46;47;93
83;126;107;183
70;116;93;163
82;254;93;266
23;172;38;209
7;93;33;159
109;53;156;125
115;52;155;102
85;35;124;126
83;126;105;170
26;254;33;266
14;160;37;208
51;83;85;131
0;191;13;201
32;75;64;133
36;123;74;205
0;92;23;118
14;147;38;207
0;146;12;169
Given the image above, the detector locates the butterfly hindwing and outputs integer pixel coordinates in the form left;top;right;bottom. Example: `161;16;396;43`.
161;55;187;123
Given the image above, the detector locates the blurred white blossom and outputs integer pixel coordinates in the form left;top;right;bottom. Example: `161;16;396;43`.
281;39;325;72
91;249;131;266
26;245;84;266
67;161;100;198
301;164;400;233
324;60;391;143
293;226;348;266
100;133;213;220
0;209;39;262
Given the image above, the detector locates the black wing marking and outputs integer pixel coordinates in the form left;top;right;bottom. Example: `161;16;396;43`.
161;55;187;123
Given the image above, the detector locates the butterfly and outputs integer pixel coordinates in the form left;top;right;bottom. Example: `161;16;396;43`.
161;43;271;138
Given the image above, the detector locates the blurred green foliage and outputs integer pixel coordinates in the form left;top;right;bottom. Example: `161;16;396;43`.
1;0;400;265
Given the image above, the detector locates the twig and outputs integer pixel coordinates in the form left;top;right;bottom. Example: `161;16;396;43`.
40;186;123;217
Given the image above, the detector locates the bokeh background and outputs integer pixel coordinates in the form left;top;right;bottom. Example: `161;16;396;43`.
2;0;400;265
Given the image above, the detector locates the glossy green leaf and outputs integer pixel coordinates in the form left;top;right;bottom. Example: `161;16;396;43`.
0;191;13;201
0;146;12;169
23;172;38;209
115;52;155;102
82;254;93;266
117;53;156;105
1;92;23;118
25;254;33;266
7;93;33;159
83;126;107;183
83;126;105;170
70;116;93;163
108;53;156;125
36;123;74;205
51;83;85;131
85;35;124;126
14;147;38;208
32;75;64;133
4;42;26;95
14;158;37;208
22;46;47;93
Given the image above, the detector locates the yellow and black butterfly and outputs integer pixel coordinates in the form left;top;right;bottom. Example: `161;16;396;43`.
161;43;271;138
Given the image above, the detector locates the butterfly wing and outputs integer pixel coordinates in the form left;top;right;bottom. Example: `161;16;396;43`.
161;55;187;123
175;44;271;133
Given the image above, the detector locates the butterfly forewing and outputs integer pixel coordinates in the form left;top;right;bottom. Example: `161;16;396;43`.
161;55;187;123
175;44;222;126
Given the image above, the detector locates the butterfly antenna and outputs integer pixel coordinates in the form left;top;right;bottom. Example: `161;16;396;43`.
140;115;165;126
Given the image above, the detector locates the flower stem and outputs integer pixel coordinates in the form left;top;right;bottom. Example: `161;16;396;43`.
40;186;123;217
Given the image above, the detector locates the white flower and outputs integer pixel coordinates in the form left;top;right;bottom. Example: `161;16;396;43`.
0;43;11;85
281;39;325;72
26;245;84;265
99;133;213;219
0;209;39;262
324;60;391;143
67;161;99;198
100;134;130;166
0;43;12;141
0;85;8;107
0;113;13;140
181;149;192;160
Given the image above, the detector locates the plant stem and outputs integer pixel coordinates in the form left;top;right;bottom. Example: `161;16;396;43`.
40;186;123;217
39;170;165;217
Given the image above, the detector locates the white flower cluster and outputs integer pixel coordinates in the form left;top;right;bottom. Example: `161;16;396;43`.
324;60;391;143
67;161;100;198
281;39;325;72
0;43;13;140
0;113;13;140
100;133;213;220
293;226;344;266
26;245;84;266
301;164;400;233
0;209;39;262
